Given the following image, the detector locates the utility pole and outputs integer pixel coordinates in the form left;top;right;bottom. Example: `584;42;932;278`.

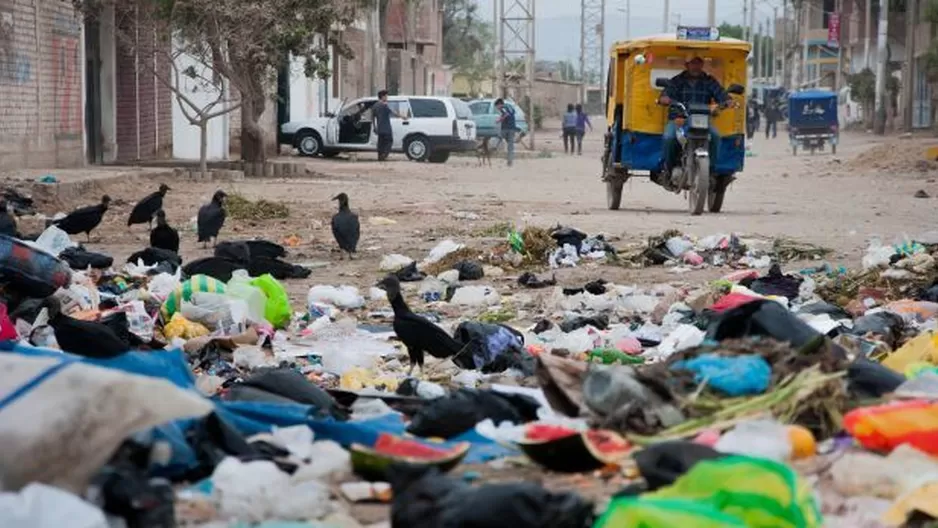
743;0;749;41
834;0;842;92
757;22;763;79
774;6;780;86
904;0;917;131
749;0;757;45
498;0;536;146
873;0;889;134
781;0;788;88
762;17;773;84
801;1;809;88
707;0;716;26
864;0;872;69
581;0;605;103
663;0;669;33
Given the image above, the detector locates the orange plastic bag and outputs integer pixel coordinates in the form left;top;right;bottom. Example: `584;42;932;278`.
844;400;938;455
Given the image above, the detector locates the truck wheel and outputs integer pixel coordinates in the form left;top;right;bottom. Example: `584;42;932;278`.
688;159;709;216
428;151;451;163
296;131;322;157
405;135;431;162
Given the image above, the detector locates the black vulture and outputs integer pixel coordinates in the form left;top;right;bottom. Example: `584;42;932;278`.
197;190;227;248
53;195;111;242
377;275;465;377
149;209;180;253
128;183;170;228
127;247;182;270
0;200;17;237
331;192;360;260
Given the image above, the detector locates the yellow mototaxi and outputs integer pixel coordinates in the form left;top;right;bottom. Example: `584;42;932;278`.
602;29;750;212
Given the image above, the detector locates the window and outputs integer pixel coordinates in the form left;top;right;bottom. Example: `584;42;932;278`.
409;98;448;118
451;98;473;119
470;102;490;115
387;100;411;118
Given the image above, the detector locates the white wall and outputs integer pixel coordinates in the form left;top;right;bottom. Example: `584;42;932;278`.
288;53;342;122
171;38;230;161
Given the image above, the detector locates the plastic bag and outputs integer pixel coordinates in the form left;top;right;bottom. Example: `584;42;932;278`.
714;420;793;462
31;225;75;256
306;284;364;310
651;455;822;528
161;274;226;321
164;313;210;340
380;253;414;272
251;274;291;329
407;388;540;439
0;354;213;493
882;331;938;373
227;270;269;324
211;457;331;523
672;354;772;396
596;497;747;528
147;268;182;303
844;400;938;455
422;240;464;265
0;483;108;528
450;285;501;307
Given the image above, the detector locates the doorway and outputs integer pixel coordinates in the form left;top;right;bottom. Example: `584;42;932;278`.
83;16;102;164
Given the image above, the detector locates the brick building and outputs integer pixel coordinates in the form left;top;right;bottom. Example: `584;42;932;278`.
0;0;171;170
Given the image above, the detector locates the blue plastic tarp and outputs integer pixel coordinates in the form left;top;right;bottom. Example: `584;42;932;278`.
0;343;516;473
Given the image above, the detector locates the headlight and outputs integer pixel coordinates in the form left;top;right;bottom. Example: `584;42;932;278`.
689;114;710;129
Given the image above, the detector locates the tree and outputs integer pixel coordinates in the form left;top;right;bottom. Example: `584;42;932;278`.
75;0;371;163
442;0;494;92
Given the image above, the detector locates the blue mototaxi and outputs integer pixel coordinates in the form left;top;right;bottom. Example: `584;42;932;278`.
787;90;839;156
601;33;750;213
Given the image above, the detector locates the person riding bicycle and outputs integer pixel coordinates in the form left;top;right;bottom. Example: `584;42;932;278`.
657;56;735;182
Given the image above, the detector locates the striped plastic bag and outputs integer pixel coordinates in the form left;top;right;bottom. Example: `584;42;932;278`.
160;274;226;322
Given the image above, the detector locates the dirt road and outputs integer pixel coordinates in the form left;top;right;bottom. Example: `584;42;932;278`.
9;128;936;303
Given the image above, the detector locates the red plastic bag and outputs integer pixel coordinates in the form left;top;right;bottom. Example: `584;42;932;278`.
710;293;760;313
0;304;18;341
844;400;938;455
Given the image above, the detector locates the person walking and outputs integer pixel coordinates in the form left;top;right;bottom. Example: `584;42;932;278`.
494;98;517;167
574;104;592;155
372;90;405;161
765;97;780;139
746;98;761;140
561;103;577;154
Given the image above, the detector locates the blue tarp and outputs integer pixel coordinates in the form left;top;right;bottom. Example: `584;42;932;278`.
0;342;516;476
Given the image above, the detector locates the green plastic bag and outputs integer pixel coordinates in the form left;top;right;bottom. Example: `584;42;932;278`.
595;497;747;528
250;274;291;329
651;456;823;528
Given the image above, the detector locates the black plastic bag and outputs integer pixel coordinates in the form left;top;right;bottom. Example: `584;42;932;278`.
632;441;727;491
560;314;609;333
241;367;350;420
518;271;557;289
850;311;905;349
91;440;176;528
60;246;114;270
390;465;594;528
799;300;852;321
406;388;540;439
394;261;426;282
742;263;802;300
919;283;938;303
455;260;484;281
126;247;181;268
706;299;822;349
551;226;589;248
562;279;608;296
848;357;906;399
452;321;526;372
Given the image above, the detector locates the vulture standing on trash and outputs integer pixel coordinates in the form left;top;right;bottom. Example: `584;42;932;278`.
149;209;180;253
128;183;171;229
43;297;129;358
0;200;17;237
331;192;360;260
52;195;111;242
197;190;227;248
378;274;465;376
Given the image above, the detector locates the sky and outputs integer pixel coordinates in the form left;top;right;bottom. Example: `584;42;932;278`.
474;0;785;63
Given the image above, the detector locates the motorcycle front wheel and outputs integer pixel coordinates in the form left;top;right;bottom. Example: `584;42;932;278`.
688;157;709;216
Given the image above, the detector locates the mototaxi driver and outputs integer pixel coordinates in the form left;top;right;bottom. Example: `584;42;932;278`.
657;56;736;178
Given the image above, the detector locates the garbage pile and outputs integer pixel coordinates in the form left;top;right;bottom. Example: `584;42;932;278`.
5;223;938;527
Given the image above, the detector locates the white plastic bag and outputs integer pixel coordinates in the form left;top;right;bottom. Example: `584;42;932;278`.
379;254;414;272
0;483;107;528
227;270;268;325
212;457;332;523
650;324;705;360
307;285;365;310
30;226;75;256
450;285;501;307
714;419;793;462
147;268;182;303
423;240;464;265
862;239;896;270
0;354;213;493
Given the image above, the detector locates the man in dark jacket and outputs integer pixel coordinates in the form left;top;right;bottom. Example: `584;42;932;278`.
765;98;781;139
372;90;405;161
